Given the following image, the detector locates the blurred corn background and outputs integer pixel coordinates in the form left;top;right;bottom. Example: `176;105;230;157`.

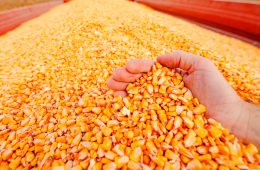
0;0;259;169
0;0;55;11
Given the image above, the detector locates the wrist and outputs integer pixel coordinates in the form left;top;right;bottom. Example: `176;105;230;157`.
231;101;260;148
229;100;250;141
242;102;260;148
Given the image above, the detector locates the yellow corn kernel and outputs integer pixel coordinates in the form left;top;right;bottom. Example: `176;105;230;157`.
90;150;98;159
25;152;34;162
101;137;112;151
125;131;134;139
193;104;206;114
165;150;178;160
195;127;208;138
168;111;177;117
92;107;102;114
131;140;145;148
115;132;123;141
128;87;139;94
52;160;60;167
105;151;117;160
115;156;129;168
219;165;230;170
209;146;219;154
107;120;119;127
194;116;205;127
149;155;166;167
103;108;112;118
129;147;142;162
174;116;182;129
184;130;197;147
146;140;158;155
2;117;12;125
9;157;21;169
100;115;109;123
1;162;9;170
141;100;149;109
143;155;150;165
218;145;230;155
186;159;203;170
208;160;218;169
125;147;132;155
52;166;66;170
2;149;13;160
158;135;166;143
92;162;102;170
165;131;173;144
198;154;212;161
101;158;111;164
103;162;117;170
82;159;90;169
91;142;99;150
78;149;89;160
166;118;174;130
95;131;102;144
164;162;175;170
181;155;190;164
147;84;153;94
179;147;194;159
209;126;222;138
244;144;258;163
197;146;208;154
183;117;194;129
113;144;125;156
127;161;142;170
83;132;92;141
72;133;82;146
158;110;167;125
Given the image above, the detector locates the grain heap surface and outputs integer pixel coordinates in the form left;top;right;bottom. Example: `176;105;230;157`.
0;0;259;169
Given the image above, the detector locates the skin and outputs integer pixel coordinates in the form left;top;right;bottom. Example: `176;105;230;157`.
107;50;260;149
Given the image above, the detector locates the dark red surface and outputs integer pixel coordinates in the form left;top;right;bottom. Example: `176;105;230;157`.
0;0;63;35
134;0;260;43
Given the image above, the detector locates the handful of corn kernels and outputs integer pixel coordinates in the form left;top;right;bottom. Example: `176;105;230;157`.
121;63;259;169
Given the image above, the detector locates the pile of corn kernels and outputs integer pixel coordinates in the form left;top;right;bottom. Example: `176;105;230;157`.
0;0;259;169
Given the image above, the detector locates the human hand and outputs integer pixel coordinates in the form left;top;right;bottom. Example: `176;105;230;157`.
107;50;259;146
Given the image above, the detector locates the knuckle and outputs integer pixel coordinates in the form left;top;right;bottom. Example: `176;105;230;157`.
126;60;138;73
113;68;127;81
129;74;138;80
113;68;122;77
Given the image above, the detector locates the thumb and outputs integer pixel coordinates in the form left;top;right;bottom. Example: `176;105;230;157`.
157;50;202;74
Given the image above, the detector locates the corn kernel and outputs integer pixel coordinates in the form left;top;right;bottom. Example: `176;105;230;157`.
209;126;222;138
115;156;129;168
195;127;208;138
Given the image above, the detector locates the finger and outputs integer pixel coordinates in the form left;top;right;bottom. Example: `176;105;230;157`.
107;77;128;91
126;59;155;74
114;91;127;97
157;50;201;73
112;67;142;83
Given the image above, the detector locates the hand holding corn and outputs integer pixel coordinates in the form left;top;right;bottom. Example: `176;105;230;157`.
107;50;260;149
